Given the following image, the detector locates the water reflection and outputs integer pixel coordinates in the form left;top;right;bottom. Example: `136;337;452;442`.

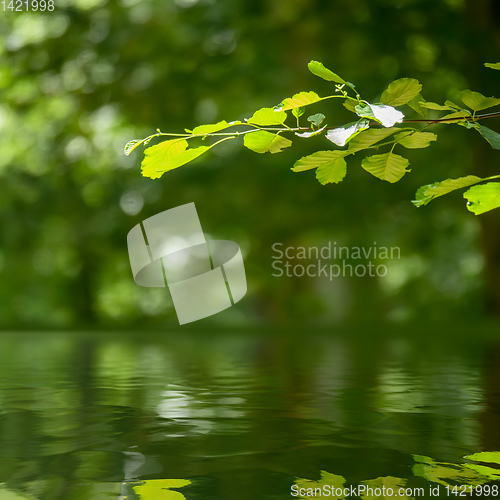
0;329;498;499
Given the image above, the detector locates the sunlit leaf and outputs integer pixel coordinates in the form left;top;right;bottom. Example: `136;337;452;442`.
361;152;410;183
316;156;347;185
355;103;404;127
476;124;500;149
247;108;287;126
485;62;500;70
348;127;401;152
343;100;358;113
406;94;428;117
464;182;500;215
420;102;453;111
292;107;305;119
360;477;411;499
308;60;346;85
307;113;326;127
191;120;233;135
464;463;500;481
292;150;348;172
141;139;188;179
460;89;500;112
412;175;483;207
395;131;437;149
380;78;422;107
124;139;145;156
243;130;292;153
440;110;471;123
444;100;463;110
326;119;370;147
280;91;323;111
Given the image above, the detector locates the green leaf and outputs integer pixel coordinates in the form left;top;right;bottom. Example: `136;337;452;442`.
243;130;292;154
280;91;323;111
464;182;500;215
420;102;453;111
348;127;401;152
326;119;370;147
316;156;347;185
406;94;428;117
362;152;410;183
461;89;500;112
476;124;500;149
380;78;422;107
124;139;144;156
444;100;463;110
141;139;212;179
292;150;348;172
361;477;412;500
292;107;305;119
485;62;500;70
355;103;404;127
190;120;232;135
395;131;437;149
440;110;471;123
307;113;326;127
247;108;287;126
308;60;346;85
412;175;483;207
343;100;358;113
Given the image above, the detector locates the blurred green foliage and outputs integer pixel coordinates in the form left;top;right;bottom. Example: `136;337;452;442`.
1;0;500;328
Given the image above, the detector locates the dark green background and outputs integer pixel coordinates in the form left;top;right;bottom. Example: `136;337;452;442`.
1;0;500;328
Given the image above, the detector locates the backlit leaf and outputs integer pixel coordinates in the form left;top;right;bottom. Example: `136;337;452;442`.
247;108;287;126
132;478;191;500
464;182;500;215
280;91;323;111
316;156;347;185
420;102;453;111
361;152;410;183
461;89;500;112
348;127;401;152
380;78;422;107
395;131;437;149
308;60;346;85
141;139;188;179
191;120;232;135
412;175;483;207
406;94;428;117
295;125;327;138
292;150;348;172
243;130;292;153
124;139;144;156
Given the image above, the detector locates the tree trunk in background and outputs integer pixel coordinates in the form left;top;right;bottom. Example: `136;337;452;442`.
465;0;500;317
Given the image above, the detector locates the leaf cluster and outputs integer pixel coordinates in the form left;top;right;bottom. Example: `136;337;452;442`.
125;61;500;214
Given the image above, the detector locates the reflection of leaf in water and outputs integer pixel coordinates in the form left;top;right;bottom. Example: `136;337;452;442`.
294;471;347;499
412;455;488;486
131;479;191;499
465;451;500;465
360;477;412;499
464;451;500;481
